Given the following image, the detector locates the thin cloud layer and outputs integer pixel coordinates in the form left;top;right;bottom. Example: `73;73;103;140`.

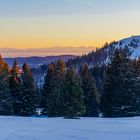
0;47;95;58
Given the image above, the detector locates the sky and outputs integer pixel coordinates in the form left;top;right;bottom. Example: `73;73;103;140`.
0;0;140;57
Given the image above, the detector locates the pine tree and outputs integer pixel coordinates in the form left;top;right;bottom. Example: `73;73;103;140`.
9;60;23;115
21;63;37;116
0;55;13;115
52;60;66;116
43;60;66;117
63;67;85;118
42;63;55;115
133;58;140;115
100;49;138;117
80;64;100;117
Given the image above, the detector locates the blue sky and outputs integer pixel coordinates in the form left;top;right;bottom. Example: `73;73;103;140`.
1;0;140;17
0;0;140;57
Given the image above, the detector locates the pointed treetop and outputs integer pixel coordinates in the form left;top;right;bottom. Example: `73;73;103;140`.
55;60;66;74
0;54;4;64
67;66;75;76
11;59;20;76
13;59;18;67
82;64;88;72
80;64;89;75
56;59;65;66
0;54;3;61
22;63;31;74
48;63;55;72
12;59;19;71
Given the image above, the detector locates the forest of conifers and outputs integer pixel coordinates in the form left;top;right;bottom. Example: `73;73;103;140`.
0;47;140;118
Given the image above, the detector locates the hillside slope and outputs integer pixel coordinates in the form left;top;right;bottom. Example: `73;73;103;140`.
109;35;140;58
67;35;140;68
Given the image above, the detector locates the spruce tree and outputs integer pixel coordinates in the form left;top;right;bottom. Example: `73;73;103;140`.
9;60;23;115
80;64;100;117
21;63;36;116
0;55;13;115
63;67;85;118
42;63;55;115
100;49;138;117
43;60;66;117
52;60;66;116
134;58;140;115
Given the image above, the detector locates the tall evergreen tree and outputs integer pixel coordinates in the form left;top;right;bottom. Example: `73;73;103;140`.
80;64;100;117
21;63;36;116
43;60;66;117
100;49;138;117
63;67;85;118
133;58;140;115
52;60;66;116
42;63;55;115
9;60;23;115
0;55;13;115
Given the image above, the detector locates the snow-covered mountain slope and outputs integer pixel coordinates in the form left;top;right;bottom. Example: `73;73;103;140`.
1;116;140;140
112;35;140;58
68;35;140;67
100;35;140;65
101;35;140;64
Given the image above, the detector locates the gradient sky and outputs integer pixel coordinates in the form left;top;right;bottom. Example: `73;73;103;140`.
0;0;140;56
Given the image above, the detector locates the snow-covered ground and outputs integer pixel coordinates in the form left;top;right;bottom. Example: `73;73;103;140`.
0;116;140;140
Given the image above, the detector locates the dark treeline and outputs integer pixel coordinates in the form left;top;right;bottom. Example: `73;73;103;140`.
0;55;37;116
0;54;100;118
66;41;116;69
42;60;100;118
0;46;140;118
100;48;140;117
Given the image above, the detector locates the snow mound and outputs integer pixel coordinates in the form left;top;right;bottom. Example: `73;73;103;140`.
115;35;140;58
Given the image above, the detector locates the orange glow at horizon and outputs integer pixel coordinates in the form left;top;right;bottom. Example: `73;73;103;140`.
0;12;140;51
0;0;140;57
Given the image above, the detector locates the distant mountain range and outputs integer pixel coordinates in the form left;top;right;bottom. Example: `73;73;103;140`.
4;55;77;68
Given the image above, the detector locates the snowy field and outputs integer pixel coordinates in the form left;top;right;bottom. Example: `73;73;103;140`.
0;116;140;140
